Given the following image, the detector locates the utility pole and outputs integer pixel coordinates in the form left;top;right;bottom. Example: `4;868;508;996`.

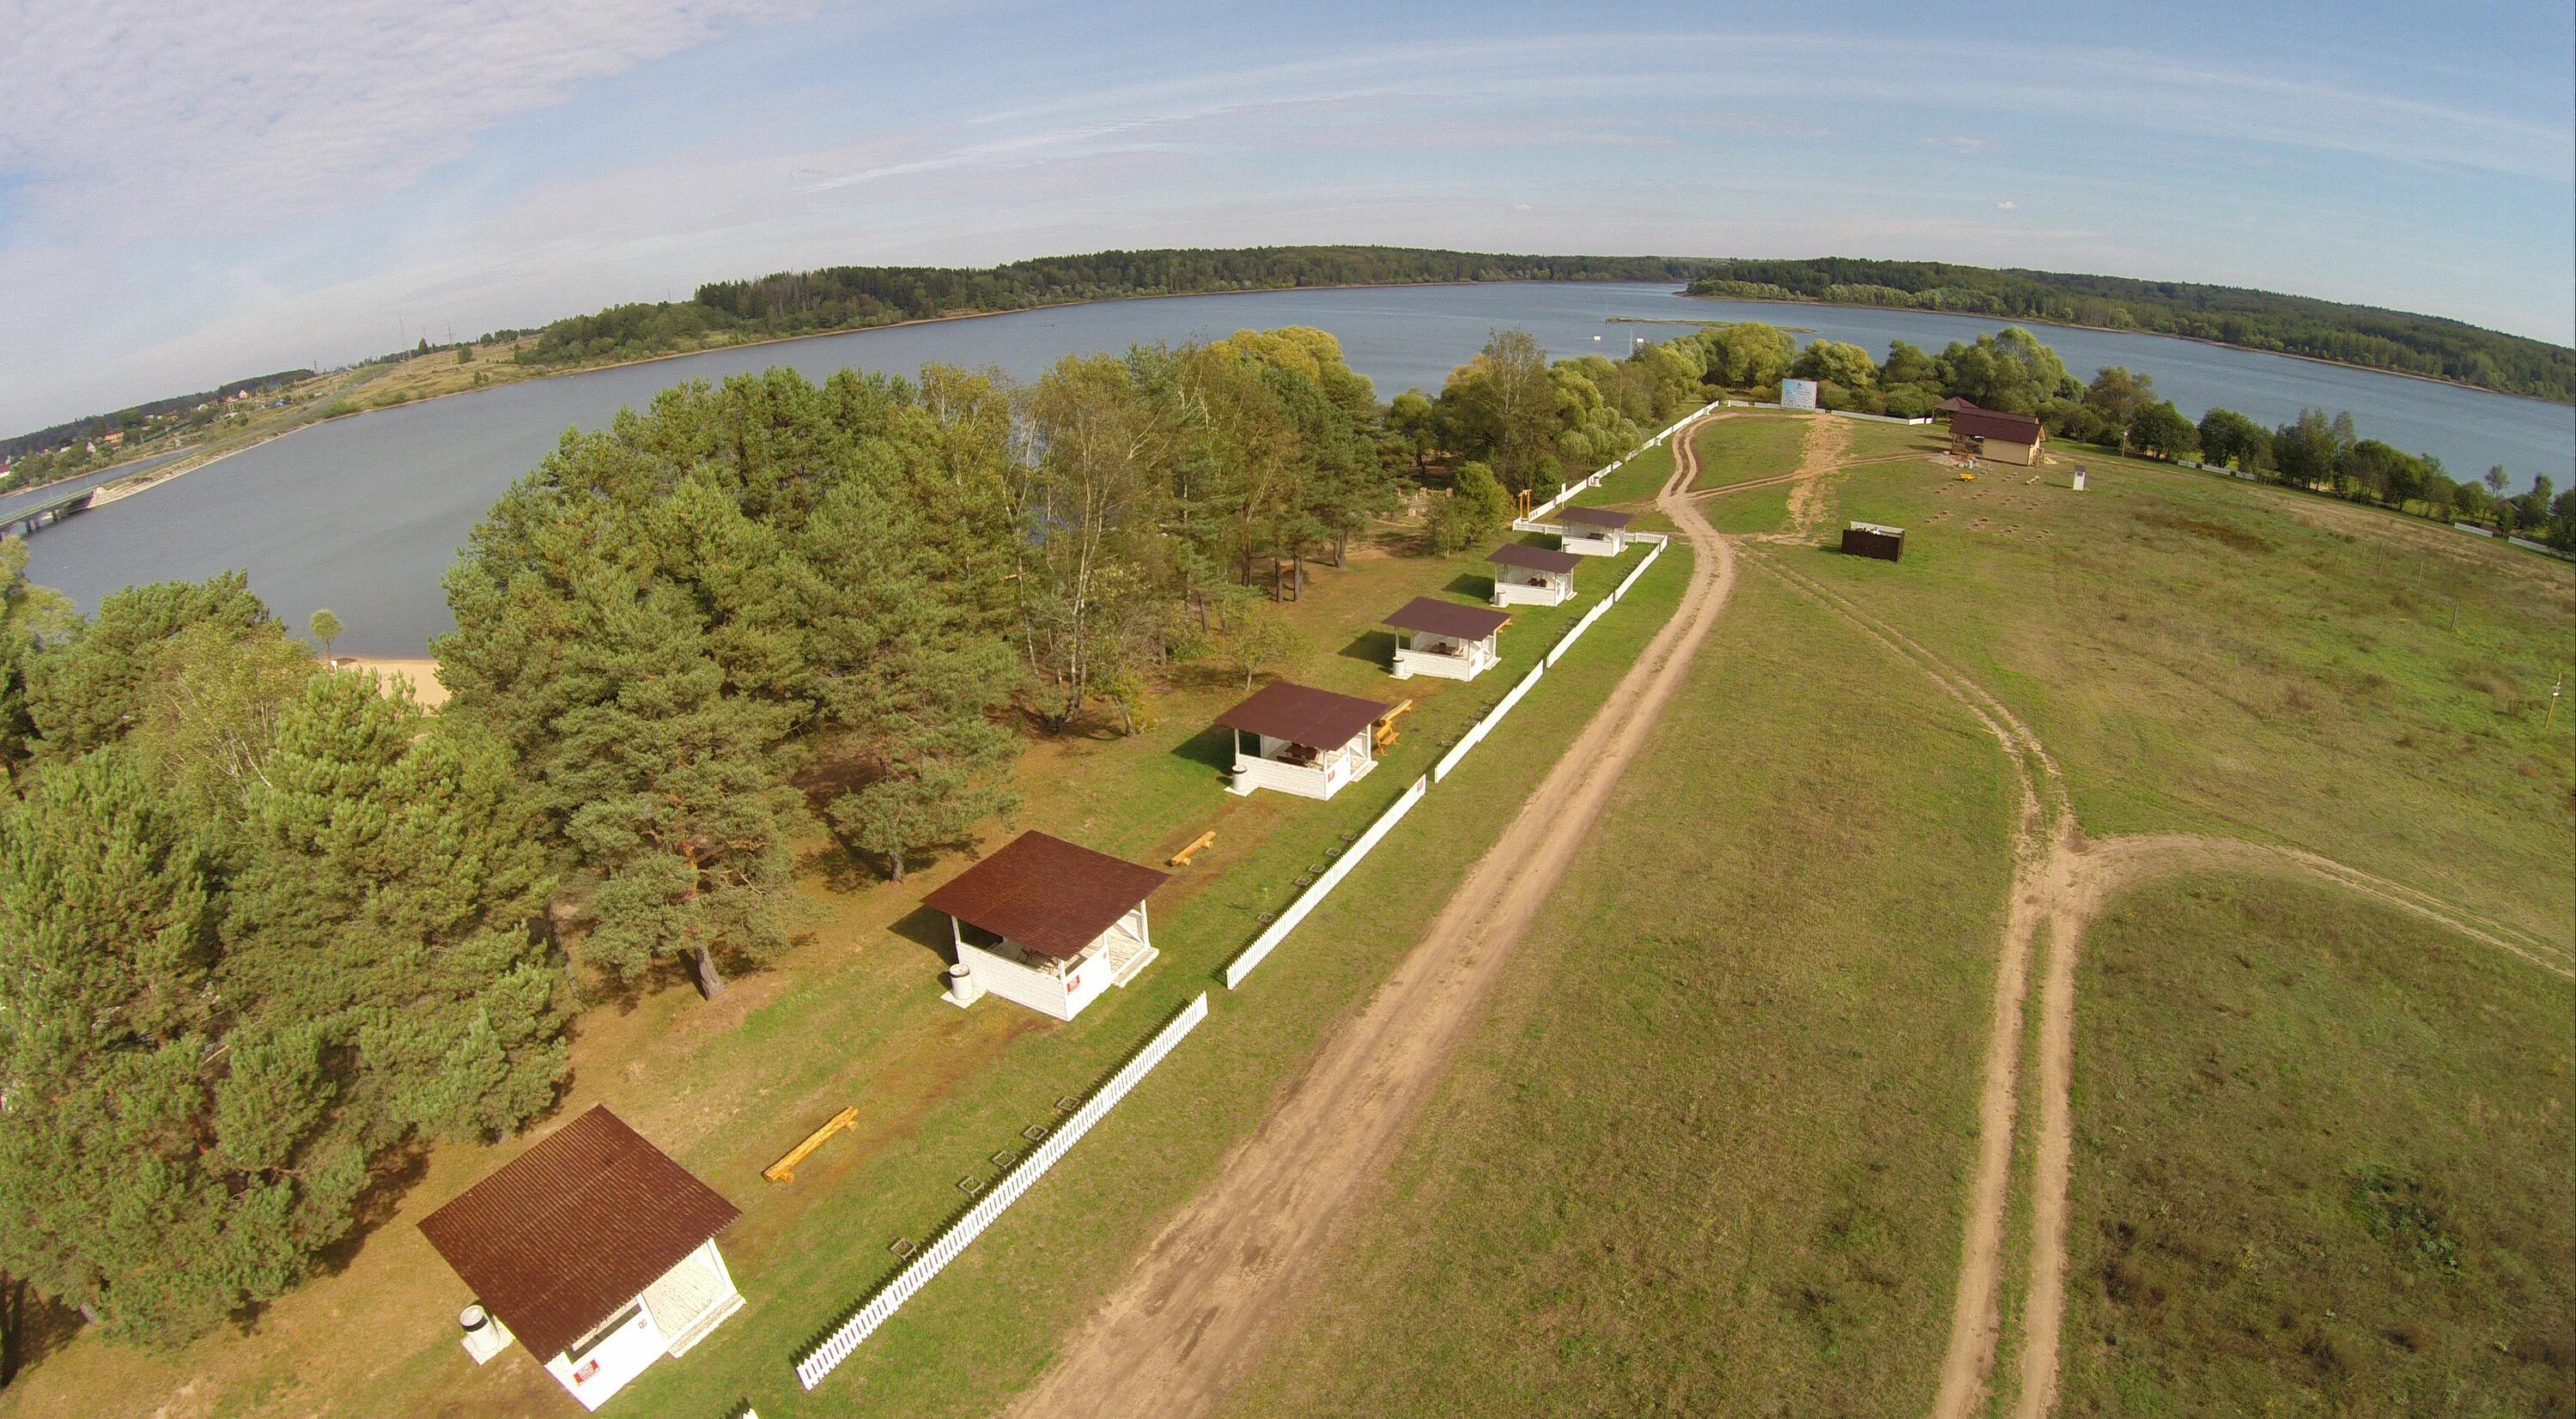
2548;668;2565;732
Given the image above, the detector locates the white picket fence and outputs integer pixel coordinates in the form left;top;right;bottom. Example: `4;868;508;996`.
792;992;1212;1391
1222;774;1430;988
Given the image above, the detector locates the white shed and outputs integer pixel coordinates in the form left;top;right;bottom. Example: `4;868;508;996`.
1554;506;1636;556
1385;596;1510;682
927;831;1170;1021
1214;680;1392;799
419;1107;744;1411
1488;543;1583;608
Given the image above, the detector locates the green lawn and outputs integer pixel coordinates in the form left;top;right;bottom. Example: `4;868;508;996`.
0;512;1696;1418
1225;568;2018;1416
1704;480;1794;535
1690;415;1807;490
2057;874;2574;1416
1788;448;2574;951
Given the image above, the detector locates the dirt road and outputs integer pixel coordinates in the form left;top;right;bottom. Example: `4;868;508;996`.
1006;413;1743;1419
1755;554;2551;1419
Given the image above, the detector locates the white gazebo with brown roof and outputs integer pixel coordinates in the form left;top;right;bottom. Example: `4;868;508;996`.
1554;506;1636;555
1385;597;1510;682
419;1107;744;1411
1215;680;1392;799
925;830;1170;1021
1488;543;1583;608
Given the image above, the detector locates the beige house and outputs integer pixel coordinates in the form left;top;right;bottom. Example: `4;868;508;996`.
1951;406;2046;466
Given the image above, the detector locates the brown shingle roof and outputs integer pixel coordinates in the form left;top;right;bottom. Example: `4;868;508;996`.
1953;408;2044;446
419;1107;738;1361
1934;396;1978;414
1488;543;1583;574
921;831;1169;961
1384;597;1511;640
1214;680;1391;750
1558;506;1634;530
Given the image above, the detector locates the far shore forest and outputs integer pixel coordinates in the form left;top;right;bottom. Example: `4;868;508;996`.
0;309;2570;1370
6;246;2570;502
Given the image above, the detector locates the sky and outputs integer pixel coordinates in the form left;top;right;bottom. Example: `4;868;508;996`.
1;0;2569;436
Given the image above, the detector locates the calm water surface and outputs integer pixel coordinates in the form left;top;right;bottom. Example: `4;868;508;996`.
27;283;2573;652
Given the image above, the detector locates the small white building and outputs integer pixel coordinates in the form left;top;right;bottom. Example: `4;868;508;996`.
420;1107;745;1411
1553;506;1637;556
927;830;1170;1021
1386;596;1510;682
1488;543;1583;608
1216;680;1392;800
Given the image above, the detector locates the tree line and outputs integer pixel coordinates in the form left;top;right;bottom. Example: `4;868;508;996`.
0;321;1722;1354
1768;322;2576;550
516;246;1722;368
1686;258;2573;404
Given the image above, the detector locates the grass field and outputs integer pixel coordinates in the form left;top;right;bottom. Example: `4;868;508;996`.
1689;415;1807;490
1225;568;2018;1416
1703;480;1793;535
2058;874;2574;1415
0;505;1692;1417
1795;449;2574;951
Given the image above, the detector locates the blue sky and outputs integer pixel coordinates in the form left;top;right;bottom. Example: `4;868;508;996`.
1;0;2568;434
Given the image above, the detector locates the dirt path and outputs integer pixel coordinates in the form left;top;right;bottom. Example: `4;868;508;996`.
1753;553;2555;1419
1006;413;1744;1419
1779;414;1853;542
2004;831;2571;1419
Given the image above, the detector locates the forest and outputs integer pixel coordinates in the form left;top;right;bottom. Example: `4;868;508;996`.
514;246;1720;367
1686;257;2573;403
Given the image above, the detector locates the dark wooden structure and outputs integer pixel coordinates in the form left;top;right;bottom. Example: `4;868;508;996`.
1841;521;1905;562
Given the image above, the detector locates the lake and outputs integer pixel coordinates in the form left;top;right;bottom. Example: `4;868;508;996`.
25;282;2573;653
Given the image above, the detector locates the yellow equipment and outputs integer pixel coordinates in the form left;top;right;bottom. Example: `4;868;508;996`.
1168;829;1218;867
764;1106;860;1183
1957;471;1977;482
1374;699;1415;749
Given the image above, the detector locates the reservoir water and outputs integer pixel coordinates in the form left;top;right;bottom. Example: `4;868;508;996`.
25;282;2573;653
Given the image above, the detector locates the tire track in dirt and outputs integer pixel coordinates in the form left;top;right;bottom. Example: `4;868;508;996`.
1778;414;1853;543
1005;411;1745;1419
1753;551;2559;1419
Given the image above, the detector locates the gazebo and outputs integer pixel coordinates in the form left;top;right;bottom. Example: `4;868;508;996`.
1555;506;1636;555
1214;680;1392;799
1487;543;1583;607
926;831;1170;1021
1384;597;1510;682
419;1107;744;1411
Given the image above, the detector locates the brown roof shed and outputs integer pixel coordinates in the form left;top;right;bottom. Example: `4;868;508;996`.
1952;408;2044;446
1384;597;1512;640
1488;543;1583;574
922;831;1169;961
419;1107;739;1362
1558;506;1634;530
1214;680;1391;750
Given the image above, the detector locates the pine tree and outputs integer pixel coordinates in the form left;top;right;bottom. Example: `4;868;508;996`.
0;751;362;1344
223;670;567;1142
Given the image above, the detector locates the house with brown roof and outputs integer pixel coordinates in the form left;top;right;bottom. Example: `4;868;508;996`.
926;830;1170;1019
1214;680;1393;799
1949;406;2047;466
1385;597;1510;682
1488;543;1583;608
1553;505;1637;556
419;1107;743;1410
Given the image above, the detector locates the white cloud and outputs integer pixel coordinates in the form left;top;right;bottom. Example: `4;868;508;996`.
0;0;822;240
1924;135;1991;153
1996;200;2020;210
